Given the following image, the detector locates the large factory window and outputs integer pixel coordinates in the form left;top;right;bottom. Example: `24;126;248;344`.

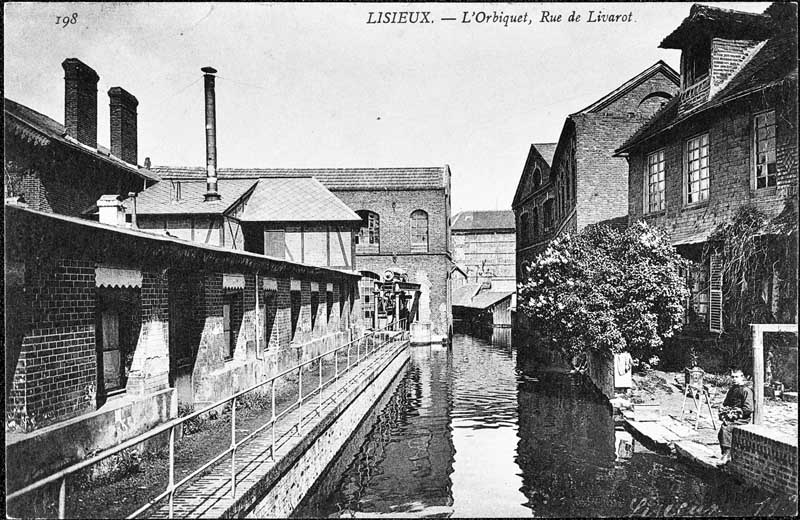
410;210;429;252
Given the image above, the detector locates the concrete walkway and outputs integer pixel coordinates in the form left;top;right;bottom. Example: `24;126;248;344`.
145;337;408;519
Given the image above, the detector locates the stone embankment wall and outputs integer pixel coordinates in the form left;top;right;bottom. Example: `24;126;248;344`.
239;343;410;517
730;424;798;496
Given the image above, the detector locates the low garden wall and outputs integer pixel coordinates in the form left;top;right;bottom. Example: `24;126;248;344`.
730;424;798;496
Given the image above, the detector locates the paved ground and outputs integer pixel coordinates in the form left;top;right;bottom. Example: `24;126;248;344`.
617;370;797;467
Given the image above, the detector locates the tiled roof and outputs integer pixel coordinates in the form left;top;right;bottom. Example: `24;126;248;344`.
531;143;557;166
618;20;797;154
125;179;257;215
660;4;773;49
150;166;447;191
452;210;515;232
4;98;160;182
240;177;361;222
452;284;514;309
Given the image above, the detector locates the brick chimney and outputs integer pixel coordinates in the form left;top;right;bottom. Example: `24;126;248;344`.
62;58;99;149
108;87;138;164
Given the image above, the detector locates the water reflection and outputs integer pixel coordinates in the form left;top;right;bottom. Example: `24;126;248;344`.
297;334;796;518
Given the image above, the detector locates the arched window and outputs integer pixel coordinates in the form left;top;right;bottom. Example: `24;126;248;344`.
532;167;542;189
410;210;429;251
519;212;529;243
355;210;379;250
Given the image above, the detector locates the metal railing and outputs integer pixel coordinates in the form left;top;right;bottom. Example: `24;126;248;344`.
7;320;407;519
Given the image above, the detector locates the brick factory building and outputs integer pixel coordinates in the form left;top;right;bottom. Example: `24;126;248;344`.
5;203;362;490
4;58;158;216
155;167;454;340
513;62;680;274
616;3;797;342
452;210;516;292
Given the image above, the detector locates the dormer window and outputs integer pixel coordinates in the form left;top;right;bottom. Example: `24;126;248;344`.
683;40;711;88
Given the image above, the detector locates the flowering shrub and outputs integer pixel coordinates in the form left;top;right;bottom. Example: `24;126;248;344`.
519;221;689;362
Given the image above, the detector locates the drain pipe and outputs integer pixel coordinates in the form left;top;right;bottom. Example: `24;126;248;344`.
255;272;263;360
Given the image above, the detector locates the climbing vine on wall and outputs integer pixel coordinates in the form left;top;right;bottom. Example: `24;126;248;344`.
703;204;798;368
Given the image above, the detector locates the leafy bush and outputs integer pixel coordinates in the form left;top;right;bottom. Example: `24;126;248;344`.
518;221;689;362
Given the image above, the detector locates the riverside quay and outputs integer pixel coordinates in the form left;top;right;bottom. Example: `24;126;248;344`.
5;2;798;518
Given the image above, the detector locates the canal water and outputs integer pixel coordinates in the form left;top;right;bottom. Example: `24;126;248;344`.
296;333;793;518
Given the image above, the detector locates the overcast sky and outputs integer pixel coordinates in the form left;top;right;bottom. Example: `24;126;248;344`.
4;2;770;213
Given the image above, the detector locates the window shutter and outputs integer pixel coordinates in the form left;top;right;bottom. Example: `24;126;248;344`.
709;253;723;333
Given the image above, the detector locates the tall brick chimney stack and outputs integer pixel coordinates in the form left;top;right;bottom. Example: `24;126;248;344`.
108;87;139;165
62;58;99;149
202;66;221;202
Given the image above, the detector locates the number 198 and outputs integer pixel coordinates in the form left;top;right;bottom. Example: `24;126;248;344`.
56;13;78;28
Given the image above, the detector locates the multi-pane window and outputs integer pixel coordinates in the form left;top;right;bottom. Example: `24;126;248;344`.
688;266;709;325
355;210;380;246
646;150;666;213
754;111;776;189
686;134;709;204
410;210;429;251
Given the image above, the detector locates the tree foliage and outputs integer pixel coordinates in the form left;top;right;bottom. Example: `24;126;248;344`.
518;221;689;363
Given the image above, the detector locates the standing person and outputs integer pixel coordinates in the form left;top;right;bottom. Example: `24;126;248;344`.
718;367;754;464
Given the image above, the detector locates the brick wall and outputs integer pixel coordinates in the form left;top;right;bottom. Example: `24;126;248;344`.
628;90;798;244
710;39;763;95
573;113;655;229
593;72;679;118
331;188;451;336
127;269;170;396
6;259;97;432
730;424;798;496
4;130;151;218
332;189;448;255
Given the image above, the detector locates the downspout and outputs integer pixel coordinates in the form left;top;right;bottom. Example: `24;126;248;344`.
255;272;263;360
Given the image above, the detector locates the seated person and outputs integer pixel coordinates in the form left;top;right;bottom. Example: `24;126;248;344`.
717;367;753;464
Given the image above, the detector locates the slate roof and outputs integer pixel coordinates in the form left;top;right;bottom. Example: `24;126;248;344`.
452;284;514;310
127;177;361;222
5;203;360;279
660;4;773;49
452;210;515;232
531;143;557;166
240;177;361;222
124;179;257;215
4;98;160;182
617;14;797;154
150;166;448;191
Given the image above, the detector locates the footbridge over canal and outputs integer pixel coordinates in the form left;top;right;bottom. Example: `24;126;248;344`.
7;324;411;519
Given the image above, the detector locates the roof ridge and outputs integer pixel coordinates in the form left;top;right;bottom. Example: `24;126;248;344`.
4;98;65;132
572;60;679;115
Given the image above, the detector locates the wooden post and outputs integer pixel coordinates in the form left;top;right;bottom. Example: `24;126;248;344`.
752;324;764;425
